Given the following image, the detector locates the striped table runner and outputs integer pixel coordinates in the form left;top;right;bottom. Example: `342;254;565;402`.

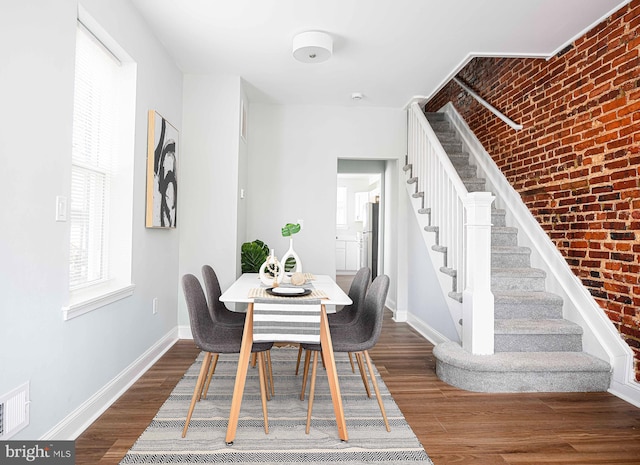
252;298;322;344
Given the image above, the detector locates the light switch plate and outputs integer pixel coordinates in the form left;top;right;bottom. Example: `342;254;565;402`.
56;196;67;222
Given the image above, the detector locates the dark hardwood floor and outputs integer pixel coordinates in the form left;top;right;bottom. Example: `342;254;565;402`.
76;277;640;464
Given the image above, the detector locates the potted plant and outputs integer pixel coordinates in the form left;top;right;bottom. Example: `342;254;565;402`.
241;239;269;273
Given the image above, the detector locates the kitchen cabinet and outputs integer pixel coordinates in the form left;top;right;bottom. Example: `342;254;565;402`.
336;238;360;271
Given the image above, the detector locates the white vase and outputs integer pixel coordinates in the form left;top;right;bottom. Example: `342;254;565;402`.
281;237;302;273
259;249;284;286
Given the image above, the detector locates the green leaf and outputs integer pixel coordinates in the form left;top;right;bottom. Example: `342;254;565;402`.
281;223;301;237
284;256;296;272
241;240;269;273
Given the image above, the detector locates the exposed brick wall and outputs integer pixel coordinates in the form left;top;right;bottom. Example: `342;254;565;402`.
425;0;640;381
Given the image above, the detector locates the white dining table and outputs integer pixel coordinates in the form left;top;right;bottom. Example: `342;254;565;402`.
219;273;352;306
219;273;352;444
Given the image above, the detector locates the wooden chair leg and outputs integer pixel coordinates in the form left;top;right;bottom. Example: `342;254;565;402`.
300;349;312;400
266;350;275;398
257;352;269;434
201;353;219;400
251;352;257;367
364;350;390;432
305;350;319;434
348;352;355;373
260;351;271;401
295;344;303;375
355;352;371;398
182;352;212;438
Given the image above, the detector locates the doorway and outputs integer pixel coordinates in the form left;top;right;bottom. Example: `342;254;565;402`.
336;160;385;280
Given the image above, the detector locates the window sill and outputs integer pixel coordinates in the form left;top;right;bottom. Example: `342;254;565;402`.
62;283;136;320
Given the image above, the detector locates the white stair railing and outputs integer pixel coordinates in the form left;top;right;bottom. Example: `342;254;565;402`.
407;102;495;354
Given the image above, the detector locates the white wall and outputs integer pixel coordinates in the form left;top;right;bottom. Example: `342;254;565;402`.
245;104;406;287
0;0;182;439
405;194;460;341
178;74;243;326
0;1;438;440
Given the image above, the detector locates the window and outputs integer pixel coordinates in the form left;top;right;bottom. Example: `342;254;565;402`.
69;23;117;288
64;13;136;320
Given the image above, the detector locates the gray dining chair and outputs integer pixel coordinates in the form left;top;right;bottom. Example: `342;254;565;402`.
201;265;273;399
295;267;370;375
300;274;391;433
201;264;246;326
181;273;273;437
328;267;371;326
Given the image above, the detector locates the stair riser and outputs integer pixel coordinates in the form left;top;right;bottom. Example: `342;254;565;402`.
456;166;477;178
442;142;463;152
465;181;487;192
494;303;563;320
427;113;446;118
426;114;447;123
492;213;506;227
492;276;546;291
492;253;531;268
492;231;518;246
435;361;611;393
430;122;450;131
494;334;583;353
435;132;457;141
447;151;468;160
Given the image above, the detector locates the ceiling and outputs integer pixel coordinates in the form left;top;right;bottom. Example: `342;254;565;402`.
130;0;628;108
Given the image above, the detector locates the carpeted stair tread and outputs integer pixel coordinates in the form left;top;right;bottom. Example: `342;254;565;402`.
493;290;564;319
492;245;531;254
434;341;609;373
494;318;584;353
493;290;563;304
434;341;611;392
492;246;532;267
495;318;583;334
492;267;546;277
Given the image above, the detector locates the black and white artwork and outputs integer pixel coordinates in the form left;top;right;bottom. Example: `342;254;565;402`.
146;110;178;228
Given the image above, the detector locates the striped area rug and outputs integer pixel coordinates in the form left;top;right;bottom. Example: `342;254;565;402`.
120;347;433;464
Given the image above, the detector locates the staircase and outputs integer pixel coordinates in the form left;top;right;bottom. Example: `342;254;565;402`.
408;112;611;392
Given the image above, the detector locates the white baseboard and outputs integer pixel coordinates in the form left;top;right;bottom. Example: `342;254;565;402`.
179;324;193;339
41;328;179;440
393;309;408;322
610;378;640;408
406;313;449;346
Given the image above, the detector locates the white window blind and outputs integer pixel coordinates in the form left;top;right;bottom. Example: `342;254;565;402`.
69;23;119;289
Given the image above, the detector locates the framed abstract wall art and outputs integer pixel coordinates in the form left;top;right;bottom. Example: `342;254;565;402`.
146;110;178;228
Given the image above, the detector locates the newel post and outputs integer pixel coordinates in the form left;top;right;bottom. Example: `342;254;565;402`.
462;192;495;355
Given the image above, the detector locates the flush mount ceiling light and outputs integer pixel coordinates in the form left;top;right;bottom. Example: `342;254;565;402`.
292;31;333;63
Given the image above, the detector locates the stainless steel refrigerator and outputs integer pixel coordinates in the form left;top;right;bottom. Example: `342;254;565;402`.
360;202;379;279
